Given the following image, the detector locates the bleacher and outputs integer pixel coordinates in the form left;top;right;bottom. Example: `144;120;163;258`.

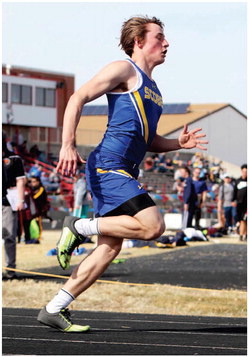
140;172;175;194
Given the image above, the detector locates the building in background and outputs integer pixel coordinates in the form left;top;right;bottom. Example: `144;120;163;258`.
2;65;246;171
77;103;247;172
2;64;74;159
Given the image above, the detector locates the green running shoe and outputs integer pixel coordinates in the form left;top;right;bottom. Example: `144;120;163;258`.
37;307;90;332
57;216;87;270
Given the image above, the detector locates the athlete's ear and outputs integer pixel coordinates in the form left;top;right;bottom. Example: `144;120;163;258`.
134;36;144;49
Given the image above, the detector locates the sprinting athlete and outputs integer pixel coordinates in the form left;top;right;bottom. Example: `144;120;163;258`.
38;16;208;332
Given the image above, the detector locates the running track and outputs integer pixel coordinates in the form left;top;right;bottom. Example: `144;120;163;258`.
2;308;247;355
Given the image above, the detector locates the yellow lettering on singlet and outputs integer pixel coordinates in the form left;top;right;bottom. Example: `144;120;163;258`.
144;86;163;108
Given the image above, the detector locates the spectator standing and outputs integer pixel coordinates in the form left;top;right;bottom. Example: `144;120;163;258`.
73;171;88;218
218;174;235;231
180;166;198;229
18;183;38;244
233;164;247;241
2;132;26;279
192;167;208;229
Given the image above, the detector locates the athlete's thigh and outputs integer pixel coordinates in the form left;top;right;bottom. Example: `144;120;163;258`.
134;205;164;228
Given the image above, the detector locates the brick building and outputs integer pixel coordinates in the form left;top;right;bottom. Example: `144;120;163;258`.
2;64;74;159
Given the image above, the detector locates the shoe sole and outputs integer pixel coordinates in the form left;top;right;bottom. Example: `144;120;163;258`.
56;216;86;270
38;318;90;333
56;227;75;270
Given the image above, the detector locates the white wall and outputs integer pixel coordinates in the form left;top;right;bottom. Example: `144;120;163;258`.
2;75;57;127
165;106;247;166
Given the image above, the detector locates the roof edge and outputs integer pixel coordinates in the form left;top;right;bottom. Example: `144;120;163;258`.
162;104;247;136
2;64;74;78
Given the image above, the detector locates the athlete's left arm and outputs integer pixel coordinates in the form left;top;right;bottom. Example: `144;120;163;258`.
148;125;208;153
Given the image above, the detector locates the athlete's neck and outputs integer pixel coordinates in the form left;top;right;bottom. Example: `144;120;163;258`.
130;56;155;80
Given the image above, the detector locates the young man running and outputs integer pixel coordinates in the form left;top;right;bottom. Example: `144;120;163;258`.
38;16;208;332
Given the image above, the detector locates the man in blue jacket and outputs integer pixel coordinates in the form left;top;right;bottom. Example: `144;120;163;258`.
180;166;198;229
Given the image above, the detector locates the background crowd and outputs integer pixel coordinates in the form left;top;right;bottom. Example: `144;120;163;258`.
2;131;247;278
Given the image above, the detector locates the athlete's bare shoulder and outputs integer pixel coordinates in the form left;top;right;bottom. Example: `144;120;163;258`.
102;60;137;92
74;60;137;103
102;60;136;81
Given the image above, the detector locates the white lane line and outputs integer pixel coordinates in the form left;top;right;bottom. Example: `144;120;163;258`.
2;336;246;352
2;314;246;327
2;324;247;337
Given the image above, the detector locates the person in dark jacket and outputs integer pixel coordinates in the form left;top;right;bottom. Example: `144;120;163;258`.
2;132;26;278
192;167;208;229
233;164;247;241
29;176;52;239
180;166;198;229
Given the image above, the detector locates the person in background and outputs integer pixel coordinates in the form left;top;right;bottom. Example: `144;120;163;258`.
73;170;88;218
180;166;198;229
18;181;39;244
218;174;235;232
192;167;208;229
18;140;28;157
49;168;61;185
29;144;41;159
233;164;247;241
144;156;154;172
2;132;26;279
165;158;174;173
172;152;180;165
29;176;55;237
28;161;43;178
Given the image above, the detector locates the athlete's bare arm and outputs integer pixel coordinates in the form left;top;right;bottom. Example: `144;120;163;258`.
148;124;208;153
56;61;137;176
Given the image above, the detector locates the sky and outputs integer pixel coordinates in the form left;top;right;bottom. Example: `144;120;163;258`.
2;1;247;114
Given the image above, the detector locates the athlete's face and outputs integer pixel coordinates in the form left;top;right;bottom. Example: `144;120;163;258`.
142;23;169;65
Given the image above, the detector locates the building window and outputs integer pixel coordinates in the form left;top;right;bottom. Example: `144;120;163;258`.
11;84;21;104
11;84;32;105
45;89;55;107
36;87;55;107
2;83;8;103
22;85;32;105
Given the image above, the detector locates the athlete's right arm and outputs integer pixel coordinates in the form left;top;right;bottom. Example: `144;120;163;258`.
56;61;133;176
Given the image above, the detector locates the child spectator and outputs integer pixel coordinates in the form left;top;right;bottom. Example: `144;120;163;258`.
29;176;53;238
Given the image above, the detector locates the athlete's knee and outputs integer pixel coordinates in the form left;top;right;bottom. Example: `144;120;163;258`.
143;220;165;241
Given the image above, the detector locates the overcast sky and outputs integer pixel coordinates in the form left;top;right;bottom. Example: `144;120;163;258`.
2;1;247;114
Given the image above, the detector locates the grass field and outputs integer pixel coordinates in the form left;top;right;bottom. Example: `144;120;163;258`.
2;230;247;317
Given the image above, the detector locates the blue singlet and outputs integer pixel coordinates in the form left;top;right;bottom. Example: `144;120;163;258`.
86;59;163;216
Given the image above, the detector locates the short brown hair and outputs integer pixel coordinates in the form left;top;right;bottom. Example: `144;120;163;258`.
181;166;191;176
119;15;164;57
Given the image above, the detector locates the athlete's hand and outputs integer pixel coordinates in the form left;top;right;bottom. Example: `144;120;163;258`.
178;124;208;151
56;145;85;176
